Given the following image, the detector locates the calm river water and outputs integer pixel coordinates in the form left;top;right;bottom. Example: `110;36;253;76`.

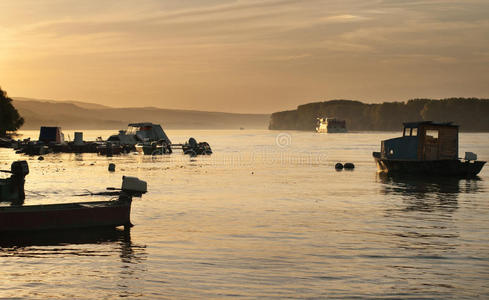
1;130;488;299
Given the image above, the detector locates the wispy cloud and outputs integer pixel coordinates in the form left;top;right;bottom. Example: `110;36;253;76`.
0;0;488;112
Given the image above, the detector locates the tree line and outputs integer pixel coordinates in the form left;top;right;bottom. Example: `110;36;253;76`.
0;87;24;137
269;98;489;132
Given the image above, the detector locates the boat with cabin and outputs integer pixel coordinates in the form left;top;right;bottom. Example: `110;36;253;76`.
102;122;172;155
316;118;347;133
372;121;486;177
108;123;171;146
0;161;147;232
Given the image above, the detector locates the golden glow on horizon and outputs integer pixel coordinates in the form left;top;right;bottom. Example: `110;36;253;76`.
1;0;489;113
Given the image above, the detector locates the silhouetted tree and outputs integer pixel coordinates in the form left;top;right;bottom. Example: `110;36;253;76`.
0;87;24;137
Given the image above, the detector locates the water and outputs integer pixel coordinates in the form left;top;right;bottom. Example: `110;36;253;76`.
1;130;488;299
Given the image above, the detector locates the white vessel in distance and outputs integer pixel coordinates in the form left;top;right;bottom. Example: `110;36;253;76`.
316;118;347;133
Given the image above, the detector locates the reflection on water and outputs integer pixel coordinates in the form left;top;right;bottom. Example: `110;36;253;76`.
0;227;143;258
0;227;147;298
375;173;477;291
377;173;481;212
377;173;487;280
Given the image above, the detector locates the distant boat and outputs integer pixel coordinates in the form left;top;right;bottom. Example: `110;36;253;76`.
0;161;147;232
135;140;172;155
372;121;486;177
182;138;212;156
316;118;347;133
108;123;171;146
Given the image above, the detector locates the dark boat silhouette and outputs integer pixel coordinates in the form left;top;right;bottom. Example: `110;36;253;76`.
0;161;147;232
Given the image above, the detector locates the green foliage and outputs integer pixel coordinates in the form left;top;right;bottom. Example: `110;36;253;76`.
0;87;24;136
269;98;489;131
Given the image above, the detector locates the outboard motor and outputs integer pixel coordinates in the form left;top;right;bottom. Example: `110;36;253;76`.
11;160;29;177
121;176;147;198
8;160;29;204
188;137;197;149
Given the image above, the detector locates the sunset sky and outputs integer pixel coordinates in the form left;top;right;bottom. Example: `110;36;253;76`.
1;0;488;113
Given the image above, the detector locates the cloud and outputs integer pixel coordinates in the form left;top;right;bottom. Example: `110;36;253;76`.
1;0;488;112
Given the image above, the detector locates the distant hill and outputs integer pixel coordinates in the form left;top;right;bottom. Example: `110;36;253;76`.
269;98;489;132
12;98;269;130
13;97;110;110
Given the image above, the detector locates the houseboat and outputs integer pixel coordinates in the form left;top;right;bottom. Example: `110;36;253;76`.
316;118;347;133
0;161;147;232
372;121;486;177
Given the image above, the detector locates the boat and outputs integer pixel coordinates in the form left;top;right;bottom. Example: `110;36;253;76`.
0;137;13;148
182;138;212;156
135;140;172;155
108;123;171;146
316;118;347;133
14;126;69;155
372;121;486;177
101;122;171;155
0;161;147;232
96;142;126;156
0;226;130;248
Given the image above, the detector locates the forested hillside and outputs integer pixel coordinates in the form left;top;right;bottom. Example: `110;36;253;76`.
269;98;489;131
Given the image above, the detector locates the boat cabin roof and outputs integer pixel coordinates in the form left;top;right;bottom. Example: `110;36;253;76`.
128;122;156;127
403;121;458;128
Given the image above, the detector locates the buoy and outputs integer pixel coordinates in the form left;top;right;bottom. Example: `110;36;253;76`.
344;163;355;170
335;163;343;170
108;163;116;172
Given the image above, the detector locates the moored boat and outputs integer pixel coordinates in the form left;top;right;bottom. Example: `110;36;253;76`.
0;161;147;232
182;138;212;156
135;140;172;155
373;121;486;177
109;123;171;146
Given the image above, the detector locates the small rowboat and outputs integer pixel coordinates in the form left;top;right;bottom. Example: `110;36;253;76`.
0;162;147;233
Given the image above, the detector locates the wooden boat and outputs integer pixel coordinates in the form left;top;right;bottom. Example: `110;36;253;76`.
0;227;130;248
373;121;486;177
0;162;147;232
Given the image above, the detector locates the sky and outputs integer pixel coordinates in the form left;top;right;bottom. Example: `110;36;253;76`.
1;0;488;113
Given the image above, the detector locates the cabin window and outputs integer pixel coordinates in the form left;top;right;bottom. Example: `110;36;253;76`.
411;128;418;136
426;130;438;139
404;128;410;136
